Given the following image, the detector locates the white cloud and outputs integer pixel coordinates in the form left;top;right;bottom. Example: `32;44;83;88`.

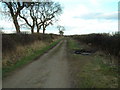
99;11;118;20
0;20;14;29
58;4;91;26
74;11;118;20
55;0;118;35
58;8;118;35
89;0;100;6
63;19;117;35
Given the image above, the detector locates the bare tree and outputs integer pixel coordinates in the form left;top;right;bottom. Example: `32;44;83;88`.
2;0;62;34
57;25;65;36
2;1;26;33
19;2;36;34
35;1;62;34
59;30;64;36
2;0;34;33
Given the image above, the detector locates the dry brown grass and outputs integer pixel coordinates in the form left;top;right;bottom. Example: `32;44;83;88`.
2;41;47;67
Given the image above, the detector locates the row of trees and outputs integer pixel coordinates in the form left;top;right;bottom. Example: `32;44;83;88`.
1;0;62;34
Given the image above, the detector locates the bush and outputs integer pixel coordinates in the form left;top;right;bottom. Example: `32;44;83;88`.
72;32;120;57
2;33;60;53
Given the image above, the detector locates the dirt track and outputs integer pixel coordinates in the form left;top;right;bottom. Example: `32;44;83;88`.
3;40;71;88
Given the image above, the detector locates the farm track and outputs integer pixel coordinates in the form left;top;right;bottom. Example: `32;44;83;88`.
3;40;71;88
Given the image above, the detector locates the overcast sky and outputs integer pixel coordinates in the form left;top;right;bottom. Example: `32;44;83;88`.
0;0;119;35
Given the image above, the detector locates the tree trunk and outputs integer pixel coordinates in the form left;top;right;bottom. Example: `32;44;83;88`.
13;16;20;33
37;27;40;33
37;29;39;33
43;29;45;34
31;26;34;34
31;22;35;34
43;25;45;34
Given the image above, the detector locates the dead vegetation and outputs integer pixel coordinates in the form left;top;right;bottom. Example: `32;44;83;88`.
3;41;46;67
2;33;61;67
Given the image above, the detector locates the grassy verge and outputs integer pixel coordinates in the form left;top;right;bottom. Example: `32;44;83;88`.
3;39;62;78
67;38;118;88
77;56;118;88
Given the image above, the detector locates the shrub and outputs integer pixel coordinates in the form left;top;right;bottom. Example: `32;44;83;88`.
72;32;120;57
2;33;60;53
